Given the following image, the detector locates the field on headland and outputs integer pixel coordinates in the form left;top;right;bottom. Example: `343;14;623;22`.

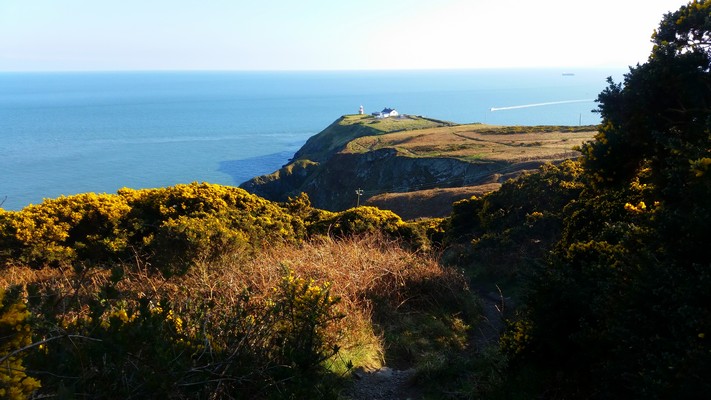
344;115;595;163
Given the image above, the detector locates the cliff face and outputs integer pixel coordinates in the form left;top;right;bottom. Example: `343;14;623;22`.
241;149;510;211
241;159;320;203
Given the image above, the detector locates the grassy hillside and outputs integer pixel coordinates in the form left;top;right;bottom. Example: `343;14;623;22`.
292;114;453;163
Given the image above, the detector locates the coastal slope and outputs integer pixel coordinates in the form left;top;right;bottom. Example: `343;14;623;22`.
240;114;596;218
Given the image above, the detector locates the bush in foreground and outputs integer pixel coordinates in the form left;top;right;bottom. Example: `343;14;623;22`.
1;233;475;398
0;183;305;273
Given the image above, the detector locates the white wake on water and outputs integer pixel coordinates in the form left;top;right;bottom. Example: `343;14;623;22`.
490;99;595;111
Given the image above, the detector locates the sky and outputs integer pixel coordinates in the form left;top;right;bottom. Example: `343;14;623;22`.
0;0;691;72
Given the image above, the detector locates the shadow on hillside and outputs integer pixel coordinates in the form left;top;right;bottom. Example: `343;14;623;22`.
218;151;293;185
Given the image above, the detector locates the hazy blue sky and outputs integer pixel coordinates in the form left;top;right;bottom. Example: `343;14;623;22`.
0;0;689;71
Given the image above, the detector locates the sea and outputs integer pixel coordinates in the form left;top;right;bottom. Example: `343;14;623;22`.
0;68;626;211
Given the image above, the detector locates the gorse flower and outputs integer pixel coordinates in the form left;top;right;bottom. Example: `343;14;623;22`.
624;201;647;213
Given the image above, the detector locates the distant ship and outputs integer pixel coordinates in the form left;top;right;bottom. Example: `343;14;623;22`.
562;73;575;76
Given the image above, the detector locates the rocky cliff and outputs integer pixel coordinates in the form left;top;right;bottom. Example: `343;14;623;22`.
240;114;595;217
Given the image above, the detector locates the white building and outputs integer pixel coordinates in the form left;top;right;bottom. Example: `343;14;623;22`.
372;107;399;118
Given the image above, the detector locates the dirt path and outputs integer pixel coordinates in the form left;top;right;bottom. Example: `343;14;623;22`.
472;288;507;351
341;367;420;400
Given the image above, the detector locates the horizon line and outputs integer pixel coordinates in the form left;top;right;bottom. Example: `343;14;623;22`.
0;66;631;74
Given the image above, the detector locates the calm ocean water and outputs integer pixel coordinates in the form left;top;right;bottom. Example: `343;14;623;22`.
0;69;624;210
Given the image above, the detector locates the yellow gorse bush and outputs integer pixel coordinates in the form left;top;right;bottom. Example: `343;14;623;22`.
1;193;130;266
0;183;305;270
0;289;41;399
1;183;438;273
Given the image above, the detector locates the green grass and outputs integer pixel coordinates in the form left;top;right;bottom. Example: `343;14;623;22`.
293;114;452;163
357;114;452;133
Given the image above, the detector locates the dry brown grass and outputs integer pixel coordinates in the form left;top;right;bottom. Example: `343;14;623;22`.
367;183;503;219
230;234;470;371
345;123;595;163
0;266;65;289
1;233;471;373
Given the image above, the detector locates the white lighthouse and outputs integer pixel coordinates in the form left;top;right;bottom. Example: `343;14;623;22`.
359;105;364;115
